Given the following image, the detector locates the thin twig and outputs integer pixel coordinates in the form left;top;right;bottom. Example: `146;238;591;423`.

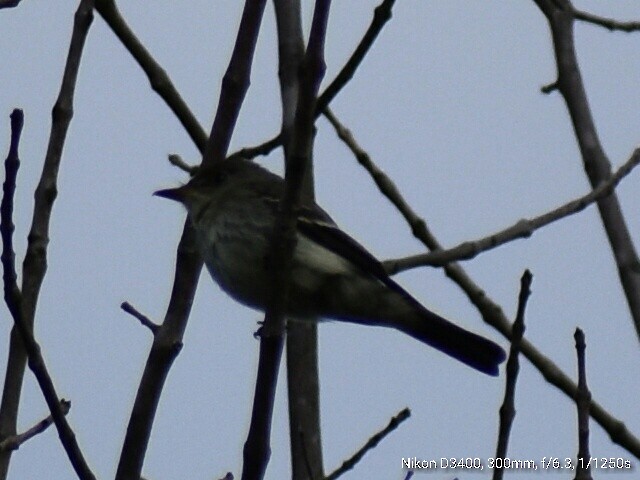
95;0;208;152
232;0;396;161
167;154;198;176
325;408;411;480
493;271;532;480
0;400;71;452
572;7;640;32
574;328;593;480
121;302;159;334
315;0;396;114
386;149;640;273
326;108;640;459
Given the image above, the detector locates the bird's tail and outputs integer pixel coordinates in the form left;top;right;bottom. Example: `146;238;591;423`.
392;307;506;376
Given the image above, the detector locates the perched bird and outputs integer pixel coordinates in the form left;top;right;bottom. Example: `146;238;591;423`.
155;158;505;376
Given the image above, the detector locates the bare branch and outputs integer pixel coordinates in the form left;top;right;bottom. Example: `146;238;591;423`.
95;0;208;152
327;109;640;459
242;3;331;479
387;149;640;272
316;0;395;114
572;7;640;32
201;1;268;168
0;1;99;477
493;271;532;480
532;1;640;339
574;328;593;480
167;154;197;176
0;400;71;452
121;302;159;334
326;408;411;480
272;1;324;478
232;0;397;161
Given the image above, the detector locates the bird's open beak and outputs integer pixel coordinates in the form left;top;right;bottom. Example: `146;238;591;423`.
153;186;187;202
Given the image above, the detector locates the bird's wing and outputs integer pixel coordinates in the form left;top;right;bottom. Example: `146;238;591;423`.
296;212;390;283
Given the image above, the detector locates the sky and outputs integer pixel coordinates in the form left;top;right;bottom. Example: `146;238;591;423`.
2;1;640;479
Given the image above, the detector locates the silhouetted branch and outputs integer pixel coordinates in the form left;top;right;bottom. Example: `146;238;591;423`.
493;271;532;480
167;154;197;176
95;0;208;152
0;400;71;452
386;149;640;272
574;328;593;480
533;0;640;340
242;3;331;479
232;0;397;161
327;105;640;459
572;7;640;32
121;301;159;334
326;408;411;480
0;1;98;477
115;0;268;478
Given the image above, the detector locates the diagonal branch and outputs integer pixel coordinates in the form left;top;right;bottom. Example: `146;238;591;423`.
326;109;640;459
385;149;640;273
493;271;531;480
95;0;208;152
0;400;71;453
533;0;640;340
325;408;410;480
232;0;397;162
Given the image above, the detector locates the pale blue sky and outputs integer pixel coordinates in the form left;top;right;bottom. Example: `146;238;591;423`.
2;2;640;479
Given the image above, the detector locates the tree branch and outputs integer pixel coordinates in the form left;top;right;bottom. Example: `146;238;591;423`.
325;408;410;480
0;400;71;453
0;0;98;477
327;108;640;460
232;0;397;162
493;271;531;480
272;1;325;478
121;301;159;334
532;0;640;339
385;149;640;273
94;0;208;152
242;2;331;479
574;328;593;480
572;7;640;32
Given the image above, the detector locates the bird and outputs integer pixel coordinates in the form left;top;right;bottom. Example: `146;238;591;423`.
155;158;506;376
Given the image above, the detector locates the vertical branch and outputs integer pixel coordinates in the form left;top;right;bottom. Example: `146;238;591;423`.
534;0;640;339
573;328;592;480
0;0;97;477
115;1;268;479
242;2;331;479
0;110;23;480
272;1;324;478
202;0;268;168
493;270;532;480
